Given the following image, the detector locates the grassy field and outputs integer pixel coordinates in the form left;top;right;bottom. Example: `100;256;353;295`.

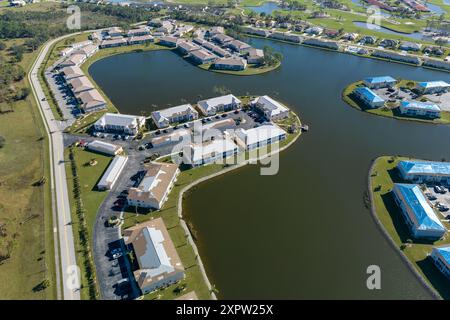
342;80;450;125
64;147;112;300
0;39;56;299
370;156;450;299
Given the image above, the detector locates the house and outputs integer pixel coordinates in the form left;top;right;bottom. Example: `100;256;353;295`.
156;21;174;34
363;76;397;89
379;39;398;48
97;155;128;190
151;104;199;129
399;101;441;118
431;246;450;279
72;44;99;58
399;41;422;51
99;37;127;49
193;37;206;46
94;113;146;136
177;41;201;55
252;95;289;121
182;137;239;167
212;58;247;71
246;48;264;64
324;29;340;38
127;26;150;37
158;36;179;47
107;27;123;37
353;87;385;108
211;33;234;45
417;81;450;94
360;36;377;45
423;46;444;56
76;89;107;113
392;183;446;240
86;140;123;156
128;34;154;45
68;76;95;94
304;26;323;35
189;49;217;64
397;160;450;185
342;33;359;41
235;124;287;150
197;94;242;116
61;66;84;81
127;163;179;209
123;218;185;294
206;26;225;37
227;40;252;53
59;54;86;68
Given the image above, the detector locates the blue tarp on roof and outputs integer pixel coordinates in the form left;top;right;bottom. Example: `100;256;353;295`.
401;101;441;111
394;183;446;232
398;160;450;176
354;87;384;103
364;76;396;84
417;81;450;89
435;246;450;264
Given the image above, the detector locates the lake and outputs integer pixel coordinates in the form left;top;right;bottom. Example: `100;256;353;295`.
246;1;282;15
89;37;450;299
353;21;424;40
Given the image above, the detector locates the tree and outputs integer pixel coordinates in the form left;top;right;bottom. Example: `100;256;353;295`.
0;41;5;51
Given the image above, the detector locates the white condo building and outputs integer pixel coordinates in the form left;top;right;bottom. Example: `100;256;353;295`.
94;113;146;136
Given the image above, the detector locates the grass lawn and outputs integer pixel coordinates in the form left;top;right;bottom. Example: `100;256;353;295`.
0;39;55;299
370;156;450;299
342;80;450;125
64;147;113;300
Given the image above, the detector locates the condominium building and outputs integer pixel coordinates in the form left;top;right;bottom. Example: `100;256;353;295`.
252;95;289;121
151;104;199;129
94;113;146;136
197;94;242;116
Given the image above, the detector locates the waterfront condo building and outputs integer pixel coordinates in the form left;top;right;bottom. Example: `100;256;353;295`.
182;138;239;167
353;87;385;108
94;113;146;136
76;89;107;113
399;101;441;118
235;124;287;150
97;155;128;191
197;94;242;116
431;246;450;279
123;218;185;294
212;58;247;71
417;81;450;94
363;76;397;89
252;95;289;121
397;160;450;185
392;183;446;240
127;163;180;210
151;104;199;129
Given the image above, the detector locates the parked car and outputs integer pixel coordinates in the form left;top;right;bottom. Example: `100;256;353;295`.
434;186;446;194
426;193;437;200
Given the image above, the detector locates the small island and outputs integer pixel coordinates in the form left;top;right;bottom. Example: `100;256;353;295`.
343;76;450;124
369;156;450;299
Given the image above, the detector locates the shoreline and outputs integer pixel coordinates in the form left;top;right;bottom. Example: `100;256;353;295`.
367;156;442;300
174;113;302;300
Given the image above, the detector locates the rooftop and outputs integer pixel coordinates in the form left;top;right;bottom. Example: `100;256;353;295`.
363;76;397;84
401;101;441;112
198;94;241;112
418;81;450;89
354;87;385;103
398;160;450;176
95;113;144;128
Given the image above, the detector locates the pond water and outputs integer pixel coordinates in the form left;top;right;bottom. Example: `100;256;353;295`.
89;37;450;299
353;21;424;40
246;1;283;14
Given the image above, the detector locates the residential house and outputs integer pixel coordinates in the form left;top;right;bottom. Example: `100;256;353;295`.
360;36;377;45
363;76;397;89
94;113;146;136
151;104;199;129
304;26;323;35
197;94;242;116
399;101;441;118
252;95;289;121
397;160;450;185
127;163;180;209
417;81;450;94
182;137;239;167
379;39;398;48
123;218;185;294
212;57;247;71
353;87;385;108
235;124;287;150
392;183;446;240
399;41;422;51
76;89;107;113
342;33;359;41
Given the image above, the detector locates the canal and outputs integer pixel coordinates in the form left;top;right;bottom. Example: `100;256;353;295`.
89;38;450;299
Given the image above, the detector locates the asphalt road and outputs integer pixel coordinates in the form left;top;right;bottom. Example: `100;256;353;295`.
29;33;86;300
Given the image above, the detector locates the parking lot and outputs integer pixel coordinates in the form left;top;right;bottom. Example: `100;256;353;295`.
425;186;450;220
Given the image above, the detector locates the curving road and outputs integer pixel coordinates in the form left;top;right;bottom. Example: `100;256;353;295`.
29;33;84;300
